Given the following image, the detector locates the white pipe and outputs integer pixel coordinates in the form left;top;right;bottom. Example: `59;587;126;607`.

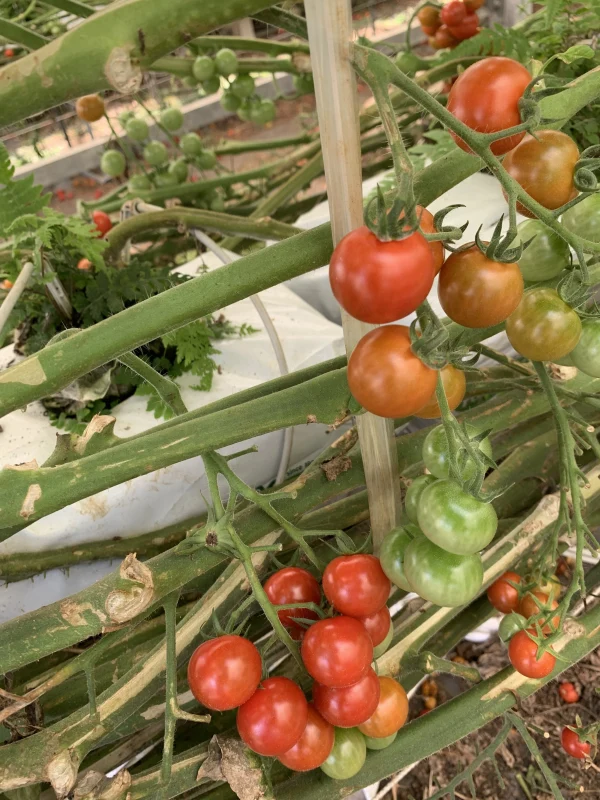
0;261;35;340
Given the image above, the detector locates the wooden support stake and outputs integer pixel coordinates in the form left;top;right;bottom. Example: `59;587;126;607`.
304;0;400;551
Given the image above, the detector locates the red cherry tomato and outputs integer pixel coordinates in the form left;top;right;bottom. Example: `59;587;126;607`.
519;591;560;634
4;48;14;58
187;635;262;711
329;225;434;324
301;616;373;688
431;25;458;49
448;10;479;39
508;629;556;679
440;0;467;27
237;677;308;756
561;727;591;759
278;705;334;771
313;667;380;728
93;188;104;199
92;210;112;237
263;567;321;635
358;605;391;647
558;682;580;704
358;676;409;738
323;554;390;618
347;325;437;418
447;57;531;155
487;571;522;614
421;23;440;35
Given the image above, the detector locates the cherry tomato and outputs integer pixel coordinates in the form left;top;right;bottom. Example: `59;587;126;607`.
448;10;479;39
487;571;522;613
422;23;440;35
143;141;168;167
562;193;600;243
498;612;527;642
320;727;366;779
76;94;105;122
422;423;493;482
301;616;373;688
431;25;458;49
517;219;570;281
365;731;397;750
447;57;531;155
440;0;466;26
438;244;523;328
417;206;445;274
237;677;308;756
100;150;126;177
417;478;498;555
464;0;484;9
77;258;92;271
187;635;262;711
558;682;580;704
125;117;149;142
323;554;390;617
4;48;14;58
502;131;579;216
506;288;582;362
415;365;466;419
192;55;215;82
231;73;255;99
535;574;561;599
508;629;556;678
405;476;438;524
358;605;391;647
418;5;441;29
519;591;560;633
313;667;380;728
348;325;437;418
160;107;184;132
278;705;334;771
263;567;321;635
403;536;483;607
561;727;591;759
1;279;13;290
329;226;434;323
180;132;204;157
379;526;416;592
92;210;112;237
358;676;409;739
569;318;600;378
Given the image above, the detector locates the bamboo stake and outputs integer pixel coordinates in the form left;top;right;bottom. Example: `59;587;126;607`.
304;0;400;551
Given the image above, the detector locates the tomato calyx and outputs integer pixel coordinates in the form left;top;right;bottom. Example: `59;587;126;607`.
364;185;420;243
562;715;598;759
473;216;529;264
430;204;468;252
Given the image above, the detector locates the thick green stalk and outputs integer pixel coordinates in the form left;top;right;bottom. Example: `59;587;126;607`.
0;18;47;49
194;33;310;55
253;7;308;39
0;0;276;126
39;0;94;17
215;132;315;156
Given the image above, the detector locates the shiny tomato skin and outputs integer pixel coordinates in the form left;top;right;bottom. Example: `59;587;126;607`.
438;244;523;328
379;526;415;592
278;705;334;771
320;727;367;779
76;94;105;122
358;605;391;647
403;536;483;607
329;226;435;323
448;10;479;39
301;616;373;688
503;131;580;215
236;677;308;756
508;629;556;678
418;5;441;28
487;571;522;614
422;423;493;482
569;318;600;378
416;364;466;419
440;0;466;26
447;57;531;155
517;219;570;281
187;635;262;711
263;567;321;634
348;325;437;418
405;476;438;524
92;210;112;237
562;193;600;243
322;554;390;617
358;676;409;739
313;667;380;728
506;288;582;361
417;206;445;274
519;591;560;633
561;727;591;759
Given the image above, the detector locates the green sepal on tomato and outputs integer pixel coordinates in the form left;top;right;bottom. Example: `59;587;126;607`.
403;535;484;607
422;423;493;482
506;287;582;362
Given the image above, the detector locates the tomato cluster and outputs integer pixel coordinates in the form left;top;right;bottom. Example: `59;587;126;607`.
417;0;483;51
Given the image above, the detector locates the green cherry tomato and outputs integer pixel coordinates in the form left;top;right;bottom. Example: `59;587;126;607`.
251;98;276;125
517;219;570;281
403;536;483;607
100;150;126;177
562;193;600;243
118;110;135;127
160;107;184;132
405;475;438;523
220;91;242;112
202;76;221;95
168;158;188;183
192;55;215;82
506;287;582;362
183;75;198;88
125;117;149;142
364;731;397;750
293;72;314;95
180;132;204;157
197;150;217;170
379;526;416;592
320;727;366;780
498;612;527;642
231;73;256;99
154;172;178;188
417;479;498;555
372;621;394;659
143;140;168;167
215;47;239;76
568;318;600;378
422;423;493;482
128;174;152;192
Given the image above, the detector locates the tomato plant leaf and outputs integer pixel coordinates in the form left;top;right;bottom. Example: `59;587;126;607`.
555;45;595;64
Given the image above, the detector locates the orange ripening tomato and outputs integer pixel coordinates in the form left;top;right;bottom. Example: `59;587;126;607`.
431;25;458;49
418;5;441;29
75;94;105;122
347;325;437;418
358;677;409;739
447;57;531;155
415;364;466;419
1;279;14;290
77;258;92;271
